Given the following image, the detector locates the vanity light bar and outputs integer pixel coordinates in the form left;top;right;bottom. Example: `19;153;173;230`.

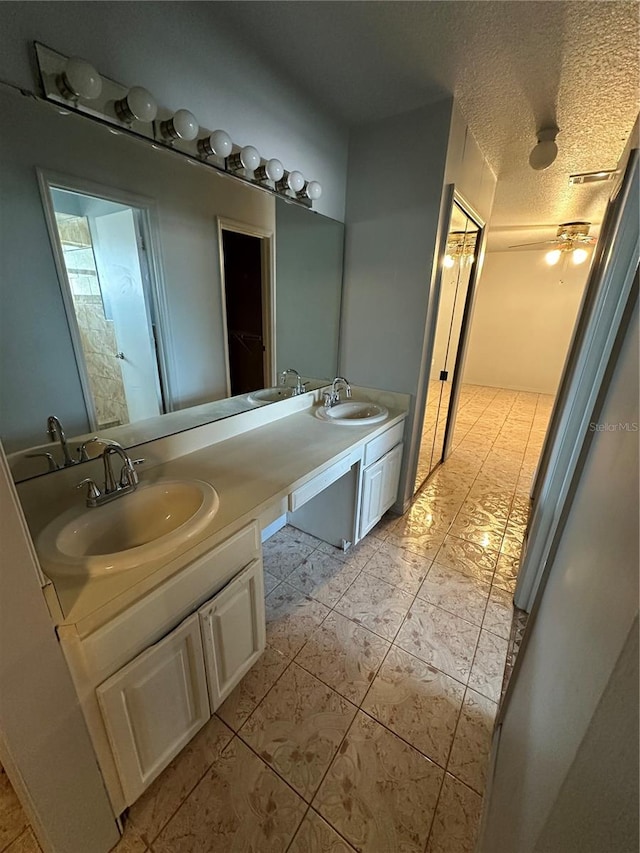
33;42;322;208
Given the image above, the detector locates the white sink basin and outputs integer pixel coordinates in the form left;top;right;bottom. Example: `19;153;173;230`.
37;480;219;580
247;386;296;405
316;401;389;425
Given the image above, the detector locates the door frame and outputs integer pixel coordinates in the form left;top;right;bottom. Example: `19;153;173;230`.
407;186;487;499
37;170;175;429
514;148;639;611
216;217;276;396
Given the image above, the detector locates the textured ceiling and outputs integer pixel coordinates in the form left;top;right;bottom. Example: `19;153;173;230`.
212;1;639;232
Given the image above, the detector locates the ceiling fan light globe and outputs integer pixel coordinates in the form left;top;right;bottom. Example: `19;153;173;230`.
545;249;562;266
572;247;589;265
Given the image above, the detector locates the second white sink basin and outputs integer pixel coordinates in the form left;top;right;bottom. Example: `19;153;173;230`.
247;387;296;405
316;401;389;425
37;479;219;580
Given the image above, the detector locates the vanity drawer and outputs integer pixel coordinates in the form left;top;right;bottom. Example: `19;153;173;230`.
363;421;404;467
289;455;353;512
81;521;261;682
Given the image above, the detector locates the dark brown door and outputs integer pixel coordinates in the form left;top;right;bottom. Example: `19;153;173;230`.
221;230;265;395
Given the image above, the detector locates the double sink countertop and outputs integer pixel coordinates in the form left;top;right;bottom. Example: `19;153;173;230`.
21;396;408;636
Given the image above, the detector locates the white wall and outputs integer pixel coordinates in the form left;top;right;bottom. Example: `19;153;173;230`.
479;298;639;852
0;2;348;221
0;447;119;853
464;250;589;393
0;85;274;451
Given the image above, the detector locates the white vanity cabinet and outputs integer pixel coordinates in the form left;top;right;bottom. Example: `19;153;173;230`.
199;558;265;709
96;614;210;805
359;442;403;538
59;520;264;814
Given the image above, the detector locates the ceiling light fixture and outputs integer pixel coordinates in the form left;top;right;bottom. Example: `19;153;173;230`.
529;126;559;171
545;249;562;266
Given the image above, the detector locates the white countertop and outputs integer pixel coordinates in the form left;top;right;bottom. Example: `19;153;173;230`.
46;401;407;635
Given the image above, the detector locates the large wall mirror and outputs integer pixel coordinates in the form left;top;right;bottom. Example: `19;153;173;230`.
0;83;345;481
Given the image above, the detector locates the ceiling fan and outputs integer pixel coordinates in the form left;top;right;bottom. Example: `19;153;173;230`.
509;221;597;265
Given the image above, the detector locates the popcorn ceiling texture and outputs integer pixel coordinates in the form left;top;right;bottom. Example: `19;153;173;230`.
217;1;638;229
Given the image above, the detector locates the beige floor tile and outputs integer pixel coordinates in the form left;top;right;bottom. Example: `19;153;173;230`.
239;663;356;801
128;715;233;844
448;513;505;552
6;828;42;853
448;688;497;794
285;525;325;549
434;535;499;586
362;540;432;594
153;737;305;853
395;598;480;682
263;568;281;596
493;553;520;592
288;808;356;852
262;530;318;580
500;531;524;559
362;645;465;765
426;773;483;853
417;562;491;627
468;630;509;702
110;824;147;852
314;711;443;853
217;647;289;731
334;573;414;641
295;611;390;705
286;551;361;607
0;770;29;851
265;582;330;659
482;585;514;640
385;524;446;561
368;512;400;541
316;536;381;569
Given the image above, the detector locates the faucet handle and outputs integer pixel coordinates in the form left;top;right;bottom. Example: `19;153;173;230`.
25;451;60;472
119;458;144;488
77;478;102;502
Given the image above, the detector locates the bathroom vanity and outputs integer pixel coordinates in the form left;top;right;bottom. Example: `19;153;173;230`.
18;388;407;817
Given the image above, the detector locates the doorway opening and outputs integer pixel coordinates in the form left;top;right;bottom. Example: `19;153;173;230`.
219;221;275;396
41;178;167;431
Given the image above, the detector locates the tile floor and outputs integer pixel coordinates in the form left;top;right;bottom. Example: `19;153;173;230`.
2;384;553;853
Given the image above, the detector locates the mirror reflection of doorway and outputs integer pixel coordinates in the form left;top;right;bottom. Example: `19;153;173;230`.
415;200;481;492
219;222;274;397
42;180;166;431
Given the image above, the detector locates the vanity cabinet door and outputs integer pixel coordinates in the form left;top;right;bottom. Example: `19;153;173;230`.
199;558;266;710
96;613;210;807
359;443;403;539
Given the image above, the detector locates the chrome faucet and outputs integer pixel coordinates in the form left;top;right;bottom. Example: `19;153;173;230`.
46;415;77;467
77;442;144;507
324;376;352;408
280;368;306;395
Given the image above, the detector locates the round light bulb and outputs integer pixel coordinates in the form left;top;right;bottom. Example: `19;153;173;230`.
115;86;157;123
529;140;558;171
265;158;284;182
444;254;455;268
239;145;261;171
288;170;305;192
306;180;322;200
60;57;103;100
545;249;562;266
572;247;589;265
170;109;199;141
210;130;233;158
